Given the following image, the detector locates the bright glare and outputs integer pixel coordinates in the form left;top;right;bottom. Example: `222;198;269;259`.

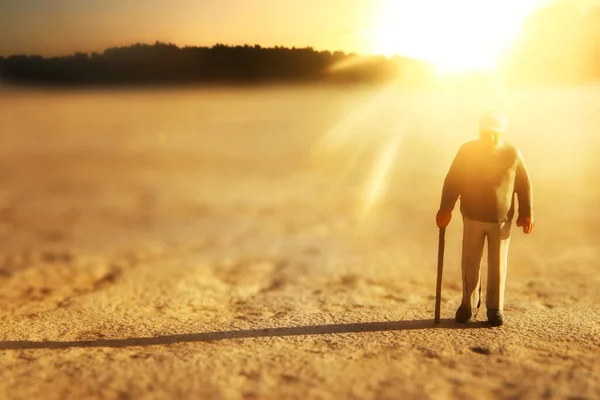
370;0;550;72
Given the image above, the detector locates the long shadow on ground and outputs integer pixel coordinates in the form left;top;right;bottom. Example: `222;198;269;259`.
0;319;491;350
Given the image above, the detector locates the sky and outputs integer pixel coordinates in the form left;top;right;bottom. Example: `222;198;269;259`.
0;0;376;56
1;0;598;59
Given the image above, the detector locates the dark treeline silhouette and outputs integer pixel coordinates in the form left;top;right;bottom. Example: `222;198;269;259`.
1;2;599;87
0;42;435;87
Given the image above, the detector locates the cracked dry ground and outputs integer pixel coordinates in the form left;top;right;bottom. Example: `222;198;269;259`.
0;88;599;399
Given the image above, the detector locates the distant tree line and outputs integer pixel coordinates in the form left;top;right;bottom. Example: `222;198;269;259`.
0;2;599;86
0;42;435;87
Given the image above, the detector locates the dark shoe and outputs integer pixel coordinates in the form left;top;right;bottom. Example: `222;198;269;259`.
455;302;480;323
487;309;504;327
455;304;473;323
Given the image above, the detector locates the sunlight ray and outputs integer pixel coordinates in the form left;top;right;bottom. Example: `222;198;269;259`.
324;136;372;200
327;55;374;73
311;83;397;156
357;129;404;221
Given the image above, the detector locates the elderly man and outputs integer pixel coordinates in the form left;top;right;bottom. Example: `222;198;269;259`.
436;111;534;326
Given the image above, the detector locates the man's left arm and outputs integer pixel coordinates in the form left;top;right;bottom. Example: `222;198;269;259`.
515;151;534;233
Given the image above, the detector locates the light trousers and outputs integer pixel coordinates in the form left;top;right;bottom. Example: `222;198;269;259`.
461;215;512;311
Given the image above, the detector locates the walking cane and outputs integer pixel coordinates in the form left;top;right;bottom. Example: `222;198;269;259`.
434;226;446;324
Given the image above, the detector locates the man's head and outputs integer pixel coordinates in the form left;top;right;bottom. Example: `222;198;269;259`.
479;110;509;146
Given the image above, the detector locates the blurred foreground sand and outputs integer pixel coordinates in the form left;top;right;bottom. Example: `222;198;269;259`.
0;85;599;399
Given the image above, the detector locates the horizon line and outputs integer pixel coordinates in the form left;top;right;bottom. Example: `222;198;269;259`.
0;41;422;62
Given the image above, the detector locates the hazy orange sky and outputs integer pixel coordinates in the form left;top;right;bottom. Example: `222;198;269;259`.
1;0;598;59
0;0;376;56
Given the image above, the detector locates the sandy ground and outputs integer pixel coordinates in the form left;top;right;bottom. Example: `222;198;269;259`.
0;85;599;399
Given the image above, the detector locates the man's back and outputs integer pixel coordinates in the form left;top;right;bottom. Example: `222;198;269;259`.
440;139;532;223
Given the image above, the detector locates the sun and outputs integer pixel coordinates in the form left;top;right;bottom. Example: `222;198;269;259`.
370;0;549;73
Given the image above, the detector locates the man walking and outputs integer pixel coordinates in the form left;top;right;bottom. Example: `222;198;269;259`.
436;111;534;326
